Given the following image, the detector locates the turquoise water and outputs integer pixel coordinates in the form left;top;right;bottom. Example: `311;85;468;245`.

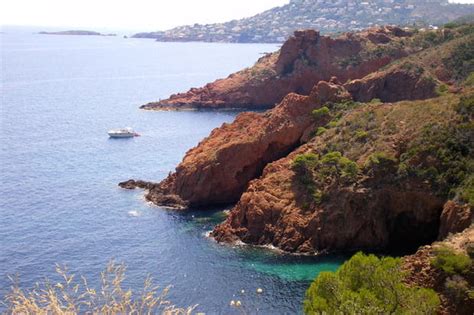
0;27;344;314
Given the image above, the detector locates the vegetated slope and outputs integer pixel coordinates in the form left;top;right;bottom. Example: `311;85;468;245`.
212;89;473;254
141;24;472;111
132;0;474;43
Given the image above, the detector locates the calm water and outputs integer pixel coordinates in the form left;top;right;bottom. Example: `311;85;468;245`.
0;27;344;314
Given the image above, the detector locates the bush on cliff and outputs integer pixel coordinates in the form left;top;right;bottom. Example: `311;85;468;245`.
312;106;330;119
400;114;474;199
304;252;440;314
292;152;359;204
455;94;474;121
431;246;472;275
319;151;359;183
292;153;319;188
431;246;474;306
443;39;474;81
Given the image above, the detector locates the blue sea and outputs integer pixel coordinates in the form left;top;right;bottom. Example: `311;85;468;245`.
0;26;343;314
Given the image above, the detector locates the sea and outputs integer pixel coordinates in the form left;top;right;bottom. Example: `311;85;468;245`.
0;26;344;314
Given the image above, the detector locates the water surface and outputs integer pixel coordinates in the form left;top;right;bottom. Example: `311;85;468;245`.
0;27;343;314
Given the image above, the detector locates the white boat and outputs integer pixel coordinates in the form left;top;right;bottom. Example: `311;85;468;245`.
108;127;139;138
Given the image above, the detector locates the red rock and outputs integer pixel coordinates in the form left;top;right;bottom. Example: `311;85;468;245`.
438;200;473;239
344;63;437;102
212;146;445;253
142;28;409;111
128;81;351;208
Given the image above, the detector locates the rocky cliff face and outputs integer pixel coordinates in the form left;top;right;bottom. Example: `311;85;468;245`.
142;28;411;111
121;80;351;207
212;92;470;253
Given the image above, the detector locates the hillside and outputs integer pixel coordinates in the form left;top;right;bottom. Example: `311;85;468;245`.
132;0;474;43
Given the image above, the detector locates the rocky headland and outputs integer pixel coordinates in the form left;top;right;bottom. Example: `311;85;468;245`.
38;30;116;36
121;21;473;311
141;27;415;111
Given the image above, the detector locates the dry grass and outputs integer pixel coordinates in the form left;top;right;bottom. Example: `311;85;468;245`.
4;261;196;315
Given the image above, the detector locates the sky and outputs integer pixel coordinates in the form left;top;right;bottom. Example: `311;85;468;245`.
1;0;473;31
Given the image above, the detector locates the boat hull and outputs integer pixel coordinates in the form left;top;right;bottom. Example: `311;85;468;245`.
108;132;135;138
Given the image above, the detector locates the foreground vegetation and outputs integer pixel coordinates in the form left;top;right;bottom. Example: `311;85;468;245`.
4;262;195;314
304;252;440;314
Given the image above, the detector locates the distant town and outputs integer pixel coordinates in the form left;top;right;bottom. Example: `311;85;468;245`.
133;0;474;43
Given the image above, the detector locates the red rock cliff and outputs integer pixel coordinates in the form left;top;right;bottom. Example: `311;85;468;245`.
141;27;410;110
121;80;351;207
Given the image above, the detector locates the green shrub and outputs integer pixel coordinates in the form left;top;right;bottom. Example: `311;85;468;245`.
465;72;474;86
455;94;474;120
293;152;359;202
400;121;473;198
319;152;359;183
443;39;474;81
431;246;472;275
364;152;397;170
312;106;330;119
326;120;338;129
467;243;474;259
444;22;459;29
397;162;409;178
312;189;325;204
292;153;319;188
436;84;449;96
370;98;382;104
355;130;368;141
400;62;424;76
458;174;474;206
445;275;473;303
304;252;440;314
315;127;327;136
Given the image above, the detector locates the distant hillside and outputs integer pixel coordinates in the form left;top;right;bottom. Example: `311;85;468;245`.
132;0;474;43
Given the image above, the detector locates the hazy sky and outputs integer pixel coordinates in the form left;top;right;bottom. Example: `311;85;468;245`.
1;0;473;31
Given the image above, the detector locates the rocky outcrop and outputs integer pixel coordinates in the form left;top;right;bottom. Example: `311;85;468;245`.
121;80;351;208
438;201;473;240
142;28;410;111
211;145;445;253
211;92;470;253
344;62;437;102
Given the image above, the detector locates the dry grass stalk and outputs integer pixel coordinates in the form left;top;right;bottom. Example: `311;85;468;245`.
4;261;197;314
